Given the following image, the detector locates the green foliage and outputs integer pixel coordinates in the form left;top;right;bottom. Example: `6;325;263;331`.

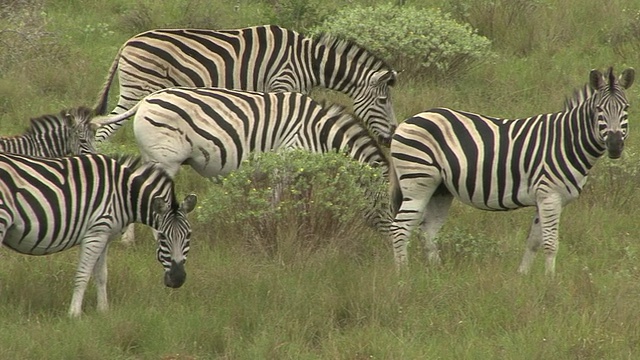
437;226;503;263
196;150;387;255
309;3;494;77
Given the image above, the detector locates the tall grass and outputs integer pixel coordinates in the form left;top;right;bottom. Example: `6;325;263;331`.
1;0;640;358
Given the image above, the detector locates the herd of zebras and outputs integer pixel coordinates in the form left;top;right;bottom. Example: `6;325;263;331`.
0;25;635;317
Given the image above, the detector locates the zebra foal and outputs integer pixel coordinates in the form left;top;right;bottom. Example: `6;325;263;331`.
389;67;634;276
0;107;97;156
93;25;398;144
92;87;389;243
0;152;197;317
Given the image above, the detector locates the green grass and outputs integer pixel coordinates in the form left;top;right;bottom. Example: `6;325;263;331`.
2;0;640;358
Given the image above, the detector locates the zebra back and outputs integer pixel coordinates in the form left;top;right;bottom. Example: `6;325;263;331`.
93;25;398;144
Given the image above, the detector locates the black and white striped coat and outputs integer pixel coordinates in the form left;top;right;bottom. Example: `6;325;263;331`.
93;87;388;243
0;107;97;157
389;67;635;276
93;25;397;144
0;152;197;317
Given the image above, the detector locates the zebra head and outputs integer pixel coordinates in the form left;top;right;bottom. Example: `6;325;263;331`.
353;69;398;146
63;107;99;155
152;194;198;288
589;67;635;159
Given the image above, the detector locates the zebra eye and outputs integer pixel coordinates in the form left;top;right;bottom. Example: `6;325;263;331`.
596;105;604;112
378;96;388;105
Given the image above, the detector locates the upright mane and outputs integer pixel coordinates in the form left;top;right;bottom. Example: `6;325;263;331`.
563;84;597;111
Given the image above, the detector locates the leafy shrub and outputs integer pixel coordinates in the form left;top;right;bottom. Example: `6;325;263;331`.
309;3;494;78
195;150;387;255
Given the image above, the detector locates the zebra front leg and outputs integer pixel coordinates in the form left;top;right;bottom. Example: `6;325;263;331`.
533;194;563;276
69;234;109;318
517;213;542;274
93;246;109;313
419;191;454;266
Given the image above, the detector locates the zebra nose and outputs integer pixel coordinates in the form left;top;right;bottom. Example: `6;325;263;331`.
164;260;186;288
606;131;624;159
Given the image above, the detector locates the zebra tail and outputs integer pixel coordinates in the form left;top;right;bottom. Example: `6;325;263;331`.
389;157;402;217
93;46;123;115
90;102;140;127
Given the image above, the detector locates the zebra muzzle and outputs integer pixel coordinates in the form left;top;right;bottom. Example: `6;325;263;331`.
164;260;186;288
606;131;624;159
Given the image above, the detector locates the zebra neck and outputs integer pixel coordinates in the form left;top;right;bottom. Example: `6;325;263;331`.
572;100;606;166
0;136;48;157
126;175;173;229
316;114;387;170
311;38;375;97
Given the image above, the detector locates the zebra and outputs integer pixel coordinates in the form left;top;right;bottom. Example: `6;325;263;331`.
0;107;97;156
91;86;389;244
92;25;398;145
0;152;197;317
389;67;634;276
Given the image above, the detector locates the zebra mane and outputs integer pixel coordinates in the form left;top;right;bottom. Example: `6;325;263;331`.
563;84;597;111
313;33;393;72
23;106;95;135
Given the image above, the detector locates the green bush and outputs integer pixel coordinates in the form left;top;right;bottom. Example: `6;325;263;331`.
196;150;387;255
309;3;494;78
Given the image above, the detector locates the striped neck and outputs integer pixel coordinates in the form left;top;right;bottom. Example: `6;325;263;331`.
314;106;389;175
310;36;390;97
0;125;70;157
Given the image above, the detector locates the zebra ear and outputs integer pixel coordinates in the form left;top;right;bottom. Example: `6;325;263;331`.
180;194;198;214
372;70;397;87
152;196;171;216
619;68;635;89
589;69;604;90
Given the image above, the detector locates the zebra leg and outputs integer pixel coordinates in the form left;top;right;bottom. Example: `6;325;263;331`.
517;212;542;274
391;176;440;269
69;234;109;318
121;225;136;245
419;190;454;266
93;246;109;313
532;194;563;276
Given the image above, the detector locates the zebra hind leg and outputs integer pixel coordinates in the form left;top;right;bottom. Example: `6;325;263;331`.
517;212;542;275
419;187;454;266
391;176;440;269
93;246;109;313
120;225;136;245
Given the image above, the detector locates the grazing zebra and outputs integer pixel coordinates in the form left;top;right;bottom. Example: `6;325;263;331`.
389;67;634;276
0;107;97;156
0;152;197;317
93;25;398;144
92;87;388;243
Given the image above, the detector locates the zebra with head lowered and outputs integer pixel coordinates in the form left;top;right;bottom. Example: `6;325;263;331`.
0;107;97;156
389;67;634;276
93;25;398;145
92;87;389;243
0;152;197;317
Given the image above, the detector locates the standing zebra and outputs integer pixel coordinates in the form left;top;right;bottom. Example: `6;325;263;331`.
0;152;197;317
92;87;388;243
93;25;398;144
0;107;97;156
389;67;634;276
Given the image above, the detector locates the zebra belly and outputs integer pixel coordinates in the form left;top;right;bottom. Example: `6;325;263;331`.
445;181;537;211
2;228;79;255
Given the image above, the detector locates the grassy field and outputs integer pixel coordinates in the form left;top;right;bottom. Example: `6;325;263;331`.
1;0;640;358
